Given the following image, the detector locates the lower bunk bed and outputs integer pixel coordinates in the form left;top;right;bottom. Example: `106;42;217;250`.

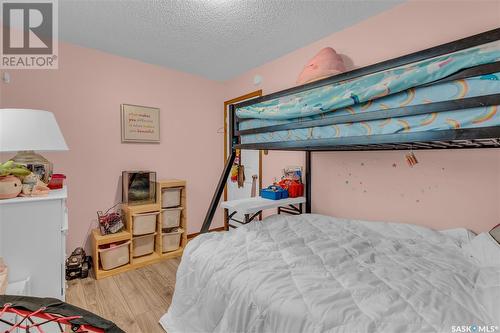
161;214;499;332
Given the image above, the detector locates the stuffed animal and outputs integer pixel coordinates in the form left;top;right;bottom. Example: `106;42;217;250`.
0;160;30;199
20;172;50;196
296;47;346;85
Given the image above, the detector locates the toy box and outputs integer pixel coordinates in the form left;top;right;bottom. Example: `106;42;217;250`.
278;179;304;198
288;182;304;198
261;186;289;200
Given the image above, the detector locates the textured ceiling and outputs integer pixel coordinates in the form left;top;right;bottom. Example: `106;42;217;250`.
60;0;403;81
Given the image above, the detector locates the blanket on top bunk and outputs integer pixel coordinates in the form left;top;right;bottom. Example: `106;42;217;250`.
236;41;500;120
239;72;500;144
160;214;499;333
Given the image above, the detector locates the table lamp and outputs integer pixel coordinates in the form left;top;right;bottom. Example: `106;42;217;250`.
0;109;68;183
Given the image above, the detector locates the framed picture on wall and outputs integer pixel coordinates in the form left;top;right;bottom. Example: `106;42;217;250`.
121;104;160;143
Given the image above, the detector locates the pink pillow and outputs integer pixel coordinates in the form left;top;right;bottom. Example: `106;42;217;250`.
297;47;346;85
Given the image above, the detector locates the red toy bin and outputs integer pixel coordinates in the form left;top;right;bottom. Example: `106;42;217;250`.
288;182;304;198
48;174;66;190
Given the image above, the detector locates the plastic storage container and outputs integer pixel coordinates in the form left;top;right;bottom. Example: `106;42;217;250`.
162;228;183;253
47;174;66;190
261;186;289;200
162;187;182;208
162;207;182;228
133;233;156;257
132;212;158;235
98;241;130;270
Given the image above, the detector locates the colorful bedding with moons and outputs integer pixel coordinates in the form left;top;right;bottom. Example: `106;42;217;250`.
239;72;500;144
236;41;500;121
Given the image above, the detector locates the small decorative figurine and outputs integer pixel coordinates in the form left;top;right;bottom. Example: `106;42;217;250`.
19;172;50;197
21;172;38;195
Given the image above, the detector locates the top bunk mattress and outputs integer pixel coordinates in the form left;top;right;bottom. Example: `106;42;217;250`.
239;72;500;144
161;214;499;333
236;41;500;121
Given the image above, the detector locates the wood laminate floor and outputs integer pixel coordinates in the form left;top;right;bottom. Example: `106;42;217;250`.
66;258;180;333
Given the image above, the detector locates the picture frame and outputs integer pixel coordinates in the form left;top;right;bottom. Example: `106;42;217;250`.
121;104;160;143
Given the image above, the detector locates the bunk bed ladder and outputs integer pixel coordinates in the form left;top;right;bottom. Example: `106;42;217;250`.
201;151;236;234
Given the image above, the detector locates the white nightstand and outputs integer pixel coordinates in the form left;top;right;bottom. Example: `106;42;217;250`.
0;187;68;300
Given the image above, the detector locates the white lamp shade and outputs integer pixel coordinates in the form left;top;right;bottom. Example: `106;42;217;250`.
0;109;69;152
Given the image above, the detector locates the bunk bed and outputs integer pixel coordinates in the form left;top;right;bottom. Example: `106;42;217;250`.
201;28;500;232
160;29;500;333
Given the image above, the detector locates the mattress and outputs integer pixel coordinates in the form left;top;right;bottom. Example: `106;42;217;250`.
236;41;500;120
240;73;500;144
160;214;500;333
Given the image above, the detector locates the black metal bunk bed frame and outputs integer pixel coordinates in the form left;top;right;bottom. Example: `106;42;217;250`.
201;28;500;233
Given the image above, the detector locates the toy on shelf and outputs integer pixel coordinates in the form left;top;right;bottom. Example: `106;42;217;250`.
279;166;304;198
0;160;31;178
279;179;304;198
0;161;30;199
0;160;53;198
261;185;289;200
20;172;50;197
262;166;305;200
0;175;22;199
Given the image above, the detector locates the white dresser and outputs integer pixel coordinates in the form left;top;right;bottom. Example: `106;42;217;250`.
0;187;68;300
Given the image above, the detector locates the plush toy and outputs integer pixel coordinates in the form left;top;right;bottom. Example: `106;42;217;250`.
230;150;246;187
21;173;38;195
0;160;30;199
0;175;22;199
20;172;50;196
230;156;239;183
296;47;346;85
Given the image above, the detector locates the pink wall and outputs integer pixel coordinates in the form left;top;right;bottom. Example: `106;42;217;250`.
1;0;499;253
0;43;226;250
225;0;500;233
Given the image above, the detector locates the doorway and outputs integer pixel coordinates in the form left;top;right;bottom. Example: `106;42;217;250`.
223;90;263;229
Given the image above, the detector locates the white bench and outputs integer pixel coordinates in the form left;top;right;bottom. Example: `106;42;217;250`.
220;196;306;228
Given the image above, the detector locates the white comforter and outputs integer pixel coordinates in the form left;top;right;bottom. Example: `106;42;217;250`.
161;214;500;333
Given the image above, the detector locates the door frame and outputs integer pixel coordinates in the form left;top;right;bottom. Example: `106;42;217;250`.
223;90;263;203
